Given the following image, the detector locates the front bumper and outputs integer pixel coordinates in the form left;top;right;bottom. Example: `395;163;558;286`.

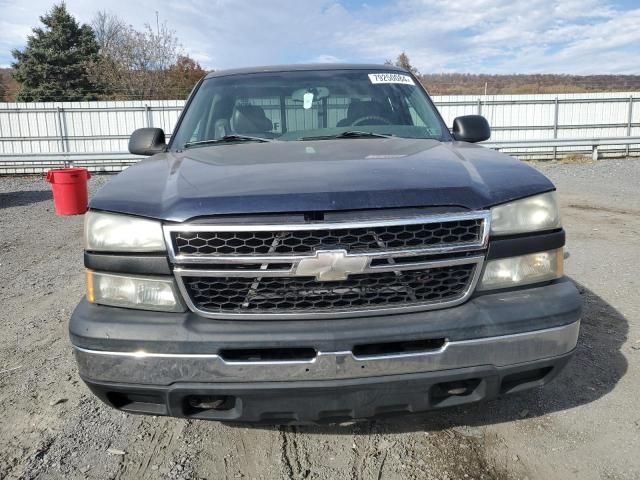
83;352;573;423
74;321;579;384
70;279;582;422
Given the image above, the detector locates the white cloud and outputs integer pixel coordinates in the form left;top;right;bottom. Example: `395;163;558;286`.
0;0;638;74
309;54;345;63
331;0;638;73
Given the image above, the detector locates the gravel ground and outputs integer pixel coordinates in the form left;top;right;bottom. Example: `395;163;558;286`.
0;157;638;479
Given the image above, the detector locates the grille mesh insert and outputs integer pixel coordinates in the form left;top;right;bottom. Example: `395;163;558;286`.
173;219;483;256
183;264;476;314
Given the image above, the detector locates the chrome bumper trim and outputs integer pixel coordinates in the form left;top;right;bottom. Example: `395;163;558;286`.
73;321;579;385
173;254;484;278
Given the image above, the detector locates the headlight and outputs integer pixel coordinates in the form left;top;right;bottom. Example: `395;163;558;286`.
85;211;165;252
86;271;184;312
478;249;563;291
491;192;561;235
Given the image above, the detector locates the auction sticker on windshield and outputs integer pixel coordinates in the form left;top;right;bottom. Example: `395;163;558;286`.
368;73;415;85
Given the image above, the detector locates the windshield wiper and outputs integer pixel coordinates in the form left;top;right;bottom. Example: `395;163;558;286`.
184;135;274;149
299;131;394;141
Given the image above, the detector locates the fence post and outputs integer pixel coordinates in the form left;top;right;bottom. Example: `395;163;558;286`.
145;104;153;128
55;106;69;166
477;98;482;115
627;96;633;157
553;97;559;160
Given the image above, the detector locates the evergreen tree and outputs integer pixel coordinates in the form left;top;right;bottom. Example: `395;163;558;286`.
11;3;101;101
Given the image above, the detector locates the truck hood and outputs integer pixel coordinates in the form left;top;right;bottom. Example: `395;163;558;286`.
90;138;554;222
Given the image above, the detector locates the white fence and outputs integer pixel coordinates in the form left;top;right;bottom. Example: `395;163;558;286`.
1;92;639;174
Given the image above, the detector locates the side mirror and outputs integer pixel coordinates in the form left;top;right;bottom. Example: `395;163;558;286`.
451;115;490;143
128;128;167;156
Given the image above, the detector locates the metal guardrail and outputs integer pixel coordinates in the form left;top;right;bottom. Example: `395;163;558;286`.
2;136;638;175
485;136;640;161
0;152;140;174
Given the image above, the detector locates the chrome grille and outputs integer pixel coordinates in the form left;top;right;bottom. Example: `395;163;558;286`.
172;218;484;256
183;264;476;314
165;212;490;319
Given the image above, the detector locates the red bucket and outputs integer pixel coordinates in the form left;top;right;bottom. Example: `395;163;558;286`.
46;168;91;215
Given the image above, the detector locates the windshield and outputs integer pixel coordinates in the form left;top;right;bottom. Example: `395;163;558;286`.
171;69;450;149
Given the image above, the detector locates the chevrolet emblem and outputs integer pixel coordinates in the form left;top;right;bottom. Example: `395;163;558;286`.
295;250;369;281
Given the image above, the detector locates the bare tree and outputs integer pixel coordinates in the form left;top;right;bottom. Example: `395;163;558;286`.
384;53;419;75
92;10;125;54
88;12;182;99
394;52;419;75
0;68;18;101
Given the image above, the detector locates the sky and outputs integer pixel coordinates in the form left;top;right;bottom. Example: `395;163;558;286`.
0;0;639;74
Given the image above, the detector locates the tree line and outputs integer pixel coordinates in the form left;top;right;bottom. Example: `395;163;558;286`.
6;3;205;102
386;53;640;95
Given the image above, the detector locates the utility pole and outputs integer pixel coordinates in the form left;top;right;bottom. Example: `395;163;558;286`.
155;11;160;36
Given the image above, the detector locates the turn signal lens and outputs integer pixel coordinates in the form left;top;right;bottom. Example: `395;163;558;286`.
85;270;184;312
86;270;95;303
479;249;563;291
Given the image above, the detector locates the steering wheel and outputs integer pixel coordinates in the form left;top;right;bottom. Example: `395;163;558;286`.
350;115;392;127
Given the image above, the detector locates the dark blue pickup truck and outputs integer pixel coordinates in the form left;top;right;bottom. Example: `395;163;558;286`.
70;64;581;423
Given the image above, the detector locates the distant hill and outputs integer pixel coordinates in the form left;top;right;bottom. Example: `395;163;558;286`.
419;73;640;95
1;67;639;101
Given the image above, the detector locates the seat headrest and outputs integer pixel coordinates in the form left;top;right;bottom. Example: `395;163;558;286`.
346;100;390;121
231;105;273;134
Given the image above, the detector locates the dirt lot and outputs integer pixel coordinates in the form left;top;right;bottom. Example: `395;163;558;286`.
0;158;639;480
